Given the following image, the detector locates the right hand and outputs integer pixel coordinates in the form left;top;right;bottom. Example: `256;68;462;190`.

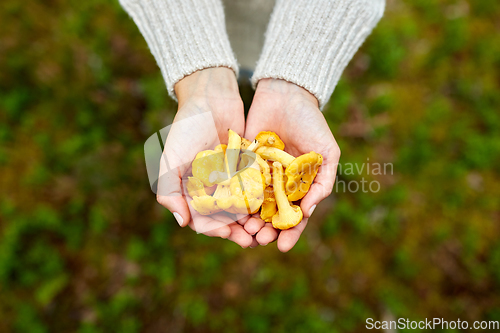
156;67;255;247
245;78;341;252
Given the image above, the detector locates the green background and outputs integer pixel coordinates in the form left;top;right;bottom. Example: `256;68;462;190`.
1;0;500;332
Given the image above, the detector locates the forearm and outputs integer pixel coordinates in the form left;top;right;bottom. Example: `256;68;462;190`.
119;0;238;100
252;0;385;109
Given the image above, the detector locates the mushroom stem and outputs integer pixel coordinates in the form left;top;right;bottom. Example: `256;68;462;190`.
256;147;295;168
271;162;303;230
272;163;291;212
247;139;259;152
225;129;241;177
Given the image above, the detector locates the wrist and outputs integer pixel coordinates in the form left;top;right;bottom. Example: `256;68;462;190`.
175;67;240;108
254;78;319;108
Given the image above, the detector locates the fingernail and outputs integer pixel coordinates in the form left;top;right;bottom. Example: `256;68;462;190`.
261;243;268;246
308;205;317;217
173;212;183;226
249;246;256;249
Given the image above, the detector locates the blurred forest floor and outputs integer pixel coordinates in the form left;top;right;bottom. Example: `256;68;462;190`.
1;0;500;332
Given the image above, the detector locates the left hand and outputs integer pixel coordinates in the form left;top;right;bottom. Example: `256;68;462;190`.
245;78;341;252
156;67;255;247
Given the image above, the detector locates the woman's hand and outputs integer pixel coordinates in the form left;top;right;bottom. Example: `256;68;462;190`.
156;67;254;247
245;78;341;252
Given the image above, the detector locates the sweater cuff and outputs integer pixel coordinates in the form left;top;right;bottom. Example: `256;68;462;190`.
251;0;385;109
120;0;239;100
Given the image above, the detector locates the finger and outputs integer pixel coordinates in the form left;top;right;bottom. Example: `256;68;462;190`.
236;213;251;225
244;216;266;235
249;236;259;248
156;148;192;226
211;212;238;225
277;218;308;253
185;197;233;238
157;194;191;227
227;223;253;248
301;148;340;218
255;223;279;246
188;215;231;238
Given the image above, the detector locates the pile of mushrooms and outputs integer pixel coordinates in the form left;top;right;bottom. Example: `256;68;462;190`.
187;130;323;230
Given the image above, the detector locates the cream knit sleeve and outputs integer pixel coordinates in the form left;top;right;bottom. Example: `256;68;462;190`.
119;0;238;100
252;0;385;109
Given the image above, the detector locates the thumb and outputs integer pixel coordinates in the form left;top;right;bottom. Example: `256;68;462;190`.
300;150;339;218
157;194;191;227
156;150;191;227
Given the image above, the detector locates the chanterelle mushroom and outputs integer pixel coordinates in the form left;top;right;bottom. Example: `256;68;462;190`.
217;167;265;214
260;186;277;222
209;130;241;185
255;146;295;168
271;162;303;230
238;151;271;186
192;144;226;187
241;138;252;151
191;132;238;216
247;131;285;152
186;176;207;197
191;195;221;215
212;129;241;205
214;130;265;214
285;152;323;201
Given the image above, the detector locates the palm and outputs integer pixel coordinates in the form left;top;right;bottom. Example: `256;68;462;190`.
158;81;256;247
245;79;340;252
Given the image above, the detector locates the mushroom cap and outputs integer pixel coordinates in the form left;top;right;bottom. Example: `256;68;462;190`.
192;149;225;187
191;195;221;215
230;167;265;199
240;138;252;151
285;152;323;201
214;144;227;154
255;131;285;150
271;204;302;230
186;176;207;197
238;151;271;186
218;196;262;215
217;168;265;215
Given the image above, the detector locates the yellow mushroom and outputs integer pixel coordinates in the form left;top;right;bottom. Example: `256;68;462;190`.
215;144;227;154
285;152;323;201
210;129;241;204
190;132;239;215
218;167;265;214
190;195;221;215
238;151;271;186
271;162;303;230
241;138;252;151
260;186;277;222
192;147;226;187
255;146;295;168
186;176;207;197
217;131;266;214
209;130;241;185
247;131;285;152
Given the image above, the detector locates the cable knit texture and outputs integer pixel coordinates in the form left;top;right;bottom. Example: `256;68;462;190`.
252;0;385;109
119;0;239;100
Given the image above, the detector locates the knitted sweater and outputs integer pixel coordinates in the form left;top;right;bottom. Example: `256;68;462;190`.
119;0;385;109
